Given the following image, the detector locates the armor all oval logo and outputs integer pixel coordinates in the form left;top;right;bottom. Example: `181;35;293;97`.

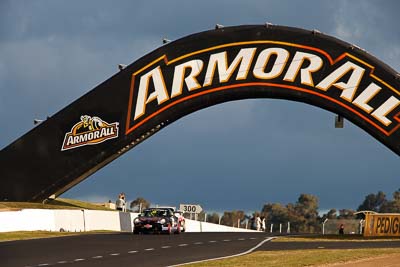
61;115;119;151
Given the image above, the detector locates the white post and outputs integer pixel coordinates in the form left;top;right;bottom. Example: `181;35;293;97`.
287;222;290;233
246;220;248;229
279;223;282;233
219;215;221;225
82;209;86;232
270;224;273;233
204;213;207;222
237;219;240;228
139;202;142;213
359;219;364;234
322;219;328;235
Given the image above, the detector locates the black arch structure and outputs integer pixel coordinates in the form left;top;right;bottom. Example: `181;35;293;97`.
1;25;400;202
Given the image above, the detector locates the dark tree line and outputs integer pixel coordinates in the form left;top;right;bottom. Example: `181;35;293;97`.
357;189;400;213
259;189;400;233
261;194;320;233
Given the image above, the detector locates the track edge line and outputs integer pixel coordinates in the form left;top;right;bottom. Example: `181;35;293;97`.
167;236;276;267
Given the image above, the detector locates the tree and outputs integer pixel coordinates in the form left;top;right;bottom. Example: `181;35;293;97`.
286;203;305;233
320;209;337;222
130;197;150;212
295;194;319;233
327;209;337;219
337;209;355;219
221;210;245;227
379;201;400;213
295;194;319;218
197;211;206;221
380;189;400;213
262;203;289;224
207;213;220;224
357;191;387;212
393;189;400;201
261;193;320;233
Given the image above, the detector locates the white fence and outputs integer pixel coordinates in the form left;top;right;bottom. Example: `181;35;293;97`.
0;209;257;233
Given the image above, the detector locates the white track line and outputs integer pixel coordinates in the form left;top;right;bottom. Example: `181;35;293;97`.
167;237;275;267
92;256;103;259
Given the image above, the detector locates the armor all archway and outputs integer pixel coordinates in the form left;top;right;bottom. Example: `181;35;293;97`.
1;25;400;201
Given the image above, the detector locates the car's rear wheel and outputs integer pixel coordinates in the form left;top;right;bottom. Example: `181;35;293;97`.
175;222;181;234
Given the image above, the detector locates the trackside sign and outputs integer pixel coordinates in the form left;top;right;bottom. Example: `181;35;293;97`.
179;204;203;214
364;214;400;237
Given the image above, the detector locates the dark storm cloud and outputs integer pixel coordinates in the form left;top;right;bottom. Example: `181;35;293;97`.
0;0;399;211
332;0;400;71
0;0;336;145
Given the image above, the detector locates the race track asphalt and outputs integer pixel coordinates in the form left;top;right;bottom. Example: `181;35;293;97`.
1;233;400;267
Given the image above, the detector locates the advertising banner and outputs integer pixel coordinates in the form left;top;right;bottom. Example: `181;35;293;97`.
364;213;400;237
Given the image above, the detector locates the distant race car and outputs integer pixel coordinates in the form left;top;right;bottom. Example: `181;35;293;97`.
155;206;186;232
133;208;181;234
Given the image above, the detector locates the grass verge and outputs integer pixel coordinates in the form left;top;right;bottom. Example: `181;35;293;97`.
0;230;116;242
186;248;400;267
274;235;400;242
0;198;113;211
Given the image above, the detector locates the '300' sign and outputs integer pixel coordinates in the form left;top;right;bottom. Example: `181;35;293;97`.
179;204;203;214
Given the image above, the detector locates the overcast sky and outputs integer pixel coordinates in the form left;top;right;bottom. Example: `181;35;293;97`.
1;0;399;213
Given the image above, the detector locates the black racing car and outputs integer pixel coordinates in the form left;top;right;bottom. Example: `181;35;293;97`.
133;208;181;234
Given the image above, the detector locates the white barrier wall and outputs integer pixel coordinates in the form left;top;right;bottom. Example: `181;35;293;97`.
0;209;255;233
83;210;138;232
185;219;257;232
84;210;121;231
0;209;55;232
0;209;138;233
54;210;85;232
